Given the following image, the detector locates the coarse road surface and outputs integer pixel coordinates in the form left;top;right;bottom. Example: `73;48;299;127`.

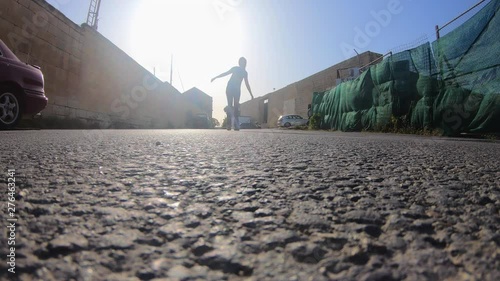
0;129;499;281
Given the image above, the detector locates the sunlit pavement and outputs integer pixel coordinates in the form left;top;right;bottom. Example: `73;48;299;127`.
1;129;499;280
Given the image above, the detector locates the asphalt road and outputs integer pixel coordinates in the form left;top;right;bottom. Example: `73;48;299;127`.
0;129;499;281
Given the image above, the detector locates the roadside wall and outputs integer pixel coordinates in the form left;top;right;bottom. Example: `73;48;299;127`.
0;0;202;128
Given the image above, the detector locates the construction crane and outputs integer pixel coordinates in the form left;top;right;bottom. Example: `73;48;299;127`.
86;0;102;30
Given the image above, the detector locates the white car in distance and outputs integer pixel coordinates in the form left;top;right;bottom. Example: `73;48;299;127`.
277;114;309;128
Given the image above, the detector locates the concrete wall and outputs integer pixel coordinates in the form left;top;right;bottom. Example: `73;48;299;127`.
0;0;202;128
241;51;382;127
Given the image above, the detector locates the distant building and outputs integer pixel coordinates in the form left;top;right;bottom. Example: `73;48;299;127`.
240;51;383;128
182;87;214;129
183;87;213;119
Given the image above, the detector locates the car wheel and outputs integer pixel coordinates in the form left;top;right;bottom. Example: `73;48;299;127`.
284;122;291;128
0;90;22;129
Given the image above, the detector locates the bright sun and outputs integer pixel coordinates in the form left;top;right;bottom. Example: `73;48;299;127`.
129;0;244;86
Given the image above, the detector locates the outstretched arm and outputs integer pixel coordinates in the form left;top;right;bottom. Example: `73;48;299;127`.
211;68;233;82
244;76;254;99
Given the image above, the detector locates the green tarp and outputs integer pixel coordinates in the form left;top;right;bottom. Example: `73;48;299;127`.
311;0;500;135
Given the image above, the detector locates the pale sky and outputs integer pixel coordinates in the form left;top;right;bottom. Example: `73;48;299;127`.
46;0;488;122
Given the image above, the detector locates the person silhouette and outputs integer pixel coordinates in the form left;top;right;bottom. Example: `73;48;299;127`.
211;57;254;130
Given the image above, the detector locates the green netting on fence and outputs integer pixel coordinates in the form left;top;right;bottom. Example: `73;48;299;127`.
312;42;438;132
311;0;500;135
432;0;500;134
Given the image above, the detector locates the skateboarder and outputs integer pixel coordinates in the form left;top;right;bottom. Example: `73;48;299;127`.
211;57;254;130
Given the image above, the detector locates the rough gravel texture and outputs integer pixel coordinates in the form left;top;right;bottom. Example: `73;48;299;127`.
0;129;499;281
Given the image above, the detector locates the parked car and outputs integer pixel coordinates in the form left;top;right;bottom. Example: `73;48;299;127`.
277;114;309;128
239;115;261;129
0;39;48;129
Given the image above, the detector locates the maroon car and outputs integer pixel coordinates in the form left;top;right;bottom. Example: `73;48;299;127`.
0;39;48;129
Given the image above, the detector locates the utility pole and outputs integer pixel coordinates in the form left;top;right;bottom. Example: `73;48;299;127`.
170;54;173;85
86;0;102;30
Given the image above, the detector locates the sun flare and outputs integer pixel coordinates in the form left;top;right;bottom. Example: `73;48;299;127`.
129;0;244;85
